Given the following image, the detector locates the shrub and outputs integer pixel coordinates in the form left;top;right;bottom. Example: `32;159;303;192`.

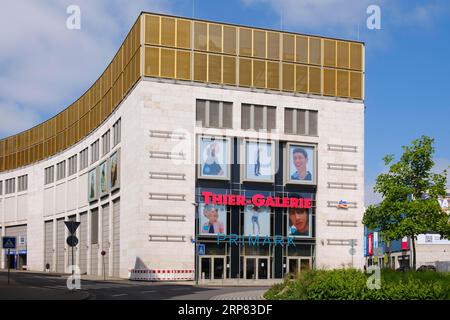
263;269;450;300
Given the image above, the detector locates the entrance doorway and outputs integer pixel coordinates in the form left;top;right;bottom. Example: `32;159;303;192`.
287;258;311;275
244;257;270;280
199;256;226;280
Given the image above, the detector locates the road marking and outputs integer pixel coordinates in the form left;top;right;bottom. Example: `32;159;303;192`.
142;290;156;294
112;294;128;297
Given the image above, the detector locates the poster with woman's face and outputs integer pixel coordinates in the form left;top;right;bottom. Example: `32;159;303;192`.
199;137;229;179
199;204;227;236
110;151;120;191
245;141;273;181
100;161;109;196
287;207;312;238
243;205;270;236
88;168;98;202
288;144;315;184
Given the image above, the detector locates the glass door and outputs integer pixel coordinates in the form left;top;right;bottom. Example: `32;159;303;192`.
213;257;225;280
288;258;299;275
258;258;268;279
245;258;257;279
200;257;212;280
300;258;311;272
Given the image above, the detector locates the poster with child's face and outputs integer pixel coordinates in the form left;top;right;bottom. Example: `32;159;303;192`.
199;136;230;179
99;161;109;196
243;205;270;236
245;141;273;181
199;204;227;236
88;168;98;202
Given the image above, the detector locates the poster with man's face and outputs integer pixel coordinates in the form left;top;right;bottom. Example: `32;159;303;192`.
199;137;229;179
287;207;312;238
243;205;270;236
288;144;315;184
199;204;227;236
88;168;98;202
245;141;273;181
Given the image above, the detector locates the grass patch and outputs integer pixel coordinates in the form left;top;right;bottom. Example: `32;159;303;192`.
264;269;450;300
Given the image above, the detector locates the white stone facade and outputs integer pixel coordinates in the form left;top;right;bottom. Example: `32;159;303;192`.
0;78;366;278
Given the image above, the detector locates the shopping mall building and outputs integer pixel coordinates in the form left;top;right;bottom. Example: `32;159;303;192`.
0;12;365;281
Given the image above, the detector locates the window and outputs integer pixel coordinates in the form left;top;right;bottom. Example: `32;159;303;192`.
45;166;54;185
91;210;99;245
91;140;99;164
56;161;66;181
241;104;276;132
5;178;15;194
18;175;28;192
0;180;2;195
113;119;121;146
102;130;110;156
284;108;318;136
196;100;233;129
80;148;88;170
68;155;77;176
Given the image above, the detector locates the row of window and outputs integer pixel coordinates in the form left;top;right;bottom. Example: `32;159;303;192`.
196;99;318;136
0;175;28;195
144;14;363;70
144;48;363;99
44;119;121;185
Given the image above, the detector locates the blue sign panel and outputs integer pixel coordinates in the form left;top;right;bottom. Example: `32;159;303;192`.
2;237;16;249
198;244;205;256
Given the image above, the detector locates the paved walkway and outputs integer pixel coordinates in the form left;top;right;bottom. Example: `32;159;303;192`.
210;289;267;300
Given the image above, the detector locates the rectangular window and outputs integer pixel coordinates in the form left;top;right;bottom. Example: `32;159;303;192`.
102;130;110;156
68;155;77;176
91;140;99;164
79;148;88;170
0;181;2;195
284;108;318;136
45;166;54;185
91;209;99;245
56;161;66;181
241;104;276;132
18;175;28;192
113;119;121;146
196;100;233;129
5;178;15;194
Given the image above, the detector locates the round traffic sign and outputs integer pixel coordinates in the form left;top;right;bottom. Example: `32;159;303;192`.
101;250;106;256
349;248;356;256
66;235;79;247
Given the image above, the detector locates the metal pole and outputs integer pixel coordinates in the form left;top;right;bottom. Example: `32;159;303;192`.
7;249;10;285
103;255;106;281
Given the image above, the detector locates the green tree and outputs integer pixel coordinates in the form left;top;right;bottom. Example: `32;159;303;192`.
363;136;449;270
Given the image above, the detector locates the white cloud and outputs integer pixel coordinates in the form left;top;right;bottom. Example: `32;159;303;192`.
0;0;172;139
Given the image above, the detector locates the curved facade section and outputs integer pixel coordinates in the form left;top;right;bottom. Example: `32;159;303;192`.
0;17;141;173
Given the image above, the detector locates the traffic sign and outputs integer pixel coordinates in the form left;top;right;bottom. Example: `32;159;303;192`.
2;237;16;249
64;221;80;235
349;248;356;256
101;250;106;256
66;235;79;247
198;244;205;256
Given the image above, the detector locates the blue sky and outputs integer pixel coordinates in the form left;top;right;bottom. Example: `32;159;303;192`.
0;0;449;203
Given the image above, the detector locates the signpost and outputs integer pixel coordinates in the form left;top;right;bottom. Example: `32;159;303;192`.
101;250;106;281
349;239;356;268
64;221;80;291
3;237;17;285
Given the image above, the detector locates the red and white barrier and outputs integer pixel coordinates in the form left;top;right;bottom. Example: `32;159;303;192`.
129;269;195;281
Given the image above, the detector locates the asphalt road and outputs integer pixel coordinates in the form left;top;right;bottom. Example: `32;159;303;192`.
0;271;268;300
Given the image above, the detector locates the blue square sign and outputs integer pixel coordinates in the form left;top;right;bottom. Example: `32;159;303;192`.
198;244;205;256
2;237;16;249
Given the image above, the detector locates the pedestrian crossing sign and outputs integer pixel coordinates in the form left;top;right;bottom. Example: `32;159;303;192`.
2;237;16;249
